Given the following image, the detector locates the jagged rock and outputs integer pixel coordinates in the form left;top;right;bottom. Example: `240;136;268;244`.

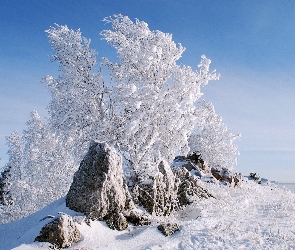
174;156;187;162
135;161;178;216
172;156;202;177
172;167;214;206
124;209;152;226
211;167;240;187
187;152;211;174
249;172;260;181
157;222;180;236
123;181;136;211
105;212;128;231
66;142;126;221
35;214;81;248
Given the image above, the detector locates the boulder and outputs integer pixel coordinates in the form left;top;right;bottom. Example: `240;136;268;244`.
35;214;81;248
66;142;126;221
157;222;180;236
249;172;260;181
123;209;152;226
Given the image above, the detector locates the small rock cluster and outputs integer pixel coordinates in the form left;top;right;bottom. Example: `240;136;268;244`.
211;167;241;187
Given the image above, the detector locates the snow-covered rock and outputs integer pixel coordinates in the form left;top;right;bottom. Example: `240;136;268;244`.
172;156;202;177
34;213;81;248
172;167;214;206
134;161;178;216
123;209;151;226
66;142;127;221
211;167;241;186
157;222;180;236
105;212;128;231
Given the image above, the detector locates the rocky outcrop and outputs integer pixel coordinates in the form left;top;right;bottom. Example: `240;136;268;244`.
173;156;202;176
65;143;214;233
211;167;240;187
134;161;178;216
35;214;81;248
105;212;128;231
157;222;180;236
187;152;211;174
133;160;213;214
66;142;126;221
123;209;151;226
172;167;214;206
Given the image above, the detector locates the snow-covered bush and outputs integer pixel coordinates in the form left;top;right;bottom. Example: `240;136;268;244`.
0;112;76;223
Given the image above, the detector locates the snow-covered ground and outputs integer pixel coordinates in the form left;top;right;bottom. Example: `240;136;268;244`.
1;179;295;250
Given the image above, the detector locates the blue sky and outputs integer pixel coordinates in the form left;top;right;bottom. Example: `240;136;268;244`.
1;0;295;182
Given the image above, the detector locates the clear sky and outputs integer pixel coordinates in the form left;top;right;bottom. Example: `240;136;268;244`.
1;0;295;182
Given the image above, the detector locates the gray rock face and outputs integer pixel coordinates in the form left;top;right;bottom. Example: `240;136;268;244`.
123;209;152;226
135;161;178;216
172;167;214;206
105;212;128;231
66;142;126;221
35;214;81;248
157;222;180;236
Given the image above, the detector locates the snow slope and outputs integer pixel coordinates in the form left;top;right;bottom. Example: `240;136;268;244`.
1;180;295;249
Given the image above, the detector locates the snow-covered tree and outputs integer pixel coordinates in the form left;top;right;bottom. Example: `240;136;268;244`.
5;131;23;183
189;101;240;171
100;15;219;179
0;112;77;223
43;24;108;161
40;15;220;182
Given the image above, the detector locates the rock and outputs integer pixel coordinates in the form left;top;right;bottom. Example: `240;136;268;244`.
66;142;126;221
172;155;202;177
249;172;260;181
174;156;187;162
187;152;211;173
124;209;152;226
211;167;241;187
211;167;233;184
35;214;81;248
172;167;214;206
105;212;128;231
157;222;180;236
135;161;178;216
